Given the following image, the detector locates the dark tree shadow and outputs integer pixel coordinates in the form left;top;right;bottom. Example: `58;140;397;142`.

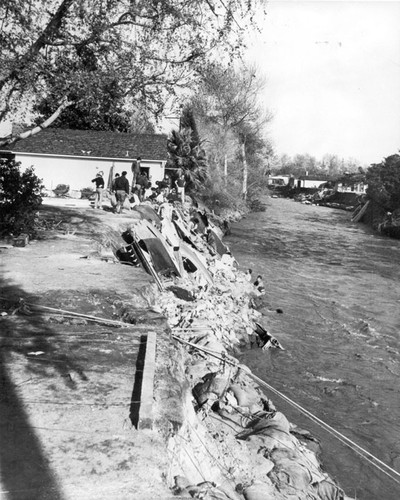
0;357;64;500
129;334;147;428
0;272;92;500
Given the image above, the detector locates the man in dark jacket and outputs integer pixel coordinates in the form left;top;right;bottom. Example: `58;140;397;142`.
136;171;149;201
114;171;130;213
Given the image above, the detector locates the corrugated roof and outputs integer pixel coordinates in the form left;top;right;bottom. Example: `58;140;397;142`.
3;128;168;160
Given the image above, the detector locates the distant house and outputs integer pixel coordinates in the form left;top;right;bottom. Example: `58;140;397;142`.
0;128;168;192
266;175;290;187
335;174;367;195
296;175;331;189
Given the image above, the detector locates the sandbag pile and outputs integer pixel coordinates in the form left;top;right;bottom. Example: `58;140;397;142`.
121;200;353;500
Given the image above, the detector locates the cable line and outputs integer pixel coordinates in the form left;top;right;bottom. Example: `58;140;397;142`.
172;333;400;486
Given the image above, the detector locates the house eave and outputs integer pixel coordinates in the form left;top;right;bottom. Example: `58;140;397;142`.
0;151;166;163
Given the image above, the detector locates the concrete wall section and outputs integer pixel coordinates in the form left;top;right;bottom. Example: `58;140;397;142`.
15;153;166;191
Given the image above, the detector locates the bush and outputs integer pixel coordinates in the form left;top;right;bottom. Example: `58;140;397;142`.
199;168;246;212
81;187;95;200
0;158;44;237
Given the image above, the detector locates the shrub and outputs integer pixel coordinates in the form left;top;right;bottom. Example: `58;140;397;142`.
81;187;95;199
166;128;208;195
199;168;247;213
0;158;44;237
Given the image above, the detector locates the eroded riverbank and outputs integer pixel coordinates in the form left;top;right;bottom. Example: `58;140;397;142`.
0;198;357;499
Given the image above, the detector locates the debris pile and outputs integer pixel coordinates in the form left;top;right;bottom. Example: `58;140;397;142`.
116;199;353;500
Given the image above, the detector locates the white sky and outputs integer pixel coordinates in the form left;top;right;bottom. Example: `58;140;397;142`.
247;0;400;165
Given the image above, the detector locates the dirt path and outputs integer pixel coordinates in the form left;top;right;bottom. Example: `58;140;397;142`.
0;203;173;500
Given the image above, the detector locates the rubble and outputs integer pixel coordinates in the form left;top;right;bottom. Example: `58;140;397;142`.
114;199;354;500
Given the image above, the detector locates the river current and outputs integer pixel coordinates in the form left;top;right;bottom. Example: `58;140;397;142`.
225;197;400;500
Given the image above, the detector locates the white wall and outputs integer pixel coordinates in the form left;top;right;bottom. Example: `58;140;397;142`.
14;154;165;191
300;179;326;188
337;182;367;194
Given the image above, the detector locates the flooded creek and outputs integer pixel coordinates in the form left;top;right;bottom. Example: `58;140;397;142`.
226;197;400;500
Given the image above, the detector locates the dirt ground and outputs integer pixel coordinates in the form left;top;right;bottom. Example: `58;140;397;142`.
0;201;175;500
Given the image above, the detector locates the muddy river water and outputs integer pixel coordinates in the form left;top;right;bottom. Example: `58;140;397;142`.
225;197;400;500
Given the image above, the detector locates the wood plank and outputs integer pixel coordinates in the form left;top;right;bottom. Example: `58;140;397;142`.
138;332;157;429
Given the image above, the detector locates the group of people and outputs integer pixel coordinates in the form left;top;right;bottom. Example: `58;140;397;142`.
245;268;265;293
91;165;186;214
91;170;141;213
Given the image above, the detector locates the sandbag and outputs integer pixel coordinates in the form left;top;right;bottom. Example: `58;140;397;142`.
193;372;230;406
268;447;315;494
229;383;260;408
110;193;117;207
268;457;312;494
238;411;291;440
243;481;276;500
313;480;345;500
250;429;297;452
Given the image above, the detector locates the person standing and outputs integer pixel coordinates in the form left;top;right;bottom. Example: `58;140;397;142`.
245;268;253;282
253;275;265;293
131;157;141;188
111;172;120;190
176;173;185;204
113;170;130;214
137;171;149;201
91;172;105;209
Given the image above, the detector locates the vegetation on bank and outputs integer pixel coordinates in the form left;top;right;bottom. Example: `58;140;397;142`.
271;153;363;178
365;154;400;213
165;65;272;214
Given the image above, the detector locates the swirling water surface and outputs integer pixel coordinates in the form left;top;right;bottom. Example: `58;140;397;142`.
225;197;400;500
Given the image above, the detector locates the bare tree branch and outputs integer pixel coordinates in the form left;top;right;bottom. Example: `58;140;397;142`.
0;98;72;147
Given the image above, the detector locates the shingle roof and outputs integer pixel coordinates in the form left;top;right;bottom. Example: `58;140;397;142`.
3;128;168;160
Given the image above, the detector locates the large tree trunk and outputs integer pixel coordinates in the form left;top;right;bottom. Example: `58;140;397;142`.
241;140;248;200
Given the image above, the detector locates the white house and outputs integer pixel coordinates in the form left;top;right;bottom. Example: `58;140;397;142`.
336;181;367;194
296;175;330;189
266;175;290;187
0;128;169;194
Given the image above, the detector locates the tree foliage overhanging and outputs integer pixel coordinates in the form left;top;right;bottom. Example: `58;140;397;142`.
366;154;400;211
0;0;264;140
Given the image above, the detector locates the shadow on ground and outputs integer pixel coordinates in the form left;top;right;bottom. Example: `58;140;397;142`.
0;272;90;500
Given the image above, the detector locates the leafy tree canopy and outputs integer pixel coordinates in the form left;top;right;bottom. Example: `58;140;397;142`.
0;0;264;142
189;62;273;200
274;153;361;178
